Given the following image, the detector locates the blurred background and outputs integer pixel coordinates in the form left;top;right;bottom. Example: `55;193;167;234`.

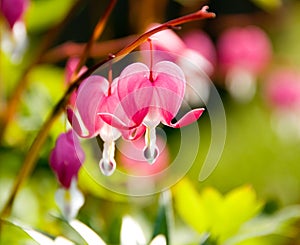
1;0;300;244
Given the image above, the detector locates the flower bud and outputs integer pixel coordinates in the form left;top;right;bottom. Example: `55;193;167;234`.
49;130;85;189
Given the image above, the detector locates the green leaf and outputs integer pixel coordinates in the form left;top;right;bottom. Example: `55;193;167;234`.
25;0;75;32
173;180;263;243
223;205;300;245
213;185;263;241
251;0;282;11
2;219;75;244
173;178;210;233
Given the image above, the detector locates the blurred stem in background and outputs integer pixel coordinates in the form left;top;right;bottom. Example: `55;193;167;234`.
0;0;86;142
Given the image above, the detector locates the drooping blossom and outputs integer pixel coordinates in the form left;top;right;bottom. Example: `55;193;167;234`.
140;25;215;105
182;30;216;69
0;0;29;29
67;75;126;176
0;0;29;62
265;69;300;110
217;25;272;101
180;30;216;104
264;68;300;140
49;130;85;220
99;61;204;164
50;130;85;188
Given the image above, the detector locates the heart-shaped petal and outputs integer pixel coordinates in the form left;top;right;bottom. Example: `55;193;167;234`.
163;108;205;128
118;62;153;125
75;75;108;138
152;61;186;123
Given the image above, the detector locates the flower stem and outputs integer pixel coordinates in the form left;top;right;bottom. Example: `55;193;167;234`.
0;5;215;219
115;6;215;57
72;0;117;80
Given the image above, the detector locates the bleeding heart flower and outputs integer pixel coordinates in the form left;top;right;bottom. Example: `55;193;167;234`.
217;25;272;101
49;130;85;189
99;61;204;164
217;25;272;75
264;68;300;141
141;25;215;105
182;30;216;75
265;68;300;110
0;0;29;29
67;75;124;176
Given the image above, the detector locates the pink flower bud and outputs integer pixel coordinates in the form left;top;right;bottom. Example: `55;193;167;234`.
49;130;85;188
0;0;29;29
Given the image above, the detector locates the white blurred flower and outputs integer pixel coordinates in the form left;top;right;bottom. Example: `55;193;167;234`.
55;178;84;221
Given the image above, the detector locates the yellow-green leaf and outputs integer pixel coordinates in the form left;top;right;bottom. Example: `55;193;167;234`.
173;178;209;232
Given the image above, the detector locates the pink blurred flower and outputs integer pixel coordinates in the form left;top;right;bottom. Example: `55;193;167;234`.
265;69;300;110
182;30;217;71
49;130;85;189
217;26;272;75
65;58;88;108
117;135;169;176
99;61;204;163
264;69;300;141
217;26;272;102
0;0;29;29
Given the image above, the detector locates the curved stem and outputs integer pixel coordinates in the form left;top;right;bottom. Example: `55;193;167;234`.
40;36;136;63
73;0;117;79
0;6;215;219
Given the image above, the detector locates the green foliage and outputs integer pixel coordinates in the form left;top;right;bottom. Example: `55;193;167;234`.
1;0;300;244
251;0;282;11
173;178;300;244
173;179;262;243
25;0;75;32
152;191;172;244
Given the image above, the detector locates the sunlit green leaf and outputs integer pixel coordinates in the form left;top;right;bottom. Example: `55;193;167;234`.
173;180;263;242
224;205;300;245
25;0;75;32
251;0;282;11
3;219;75;245
214;185;263;241
173;178;210;233
28;64;65;101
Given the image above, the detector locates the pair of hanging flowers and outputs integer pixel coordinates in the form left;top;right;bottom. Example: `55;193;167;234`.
46;5;216;220
49;56;205;219
48;4;216;201
66;57;204;176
